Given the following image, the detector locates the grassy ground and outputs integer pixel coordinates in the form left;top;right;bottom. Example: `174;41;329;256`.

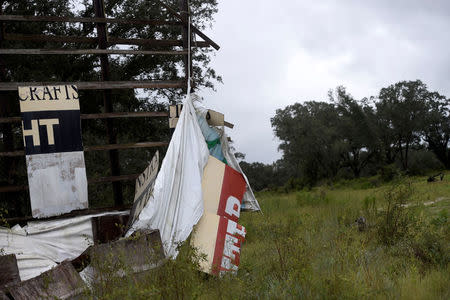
90;174;450;299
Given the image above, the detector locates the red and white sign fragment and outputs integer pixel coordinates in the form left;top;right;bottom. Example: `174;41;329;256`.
202;156;246;223
191;213;246;275
191;156;247;275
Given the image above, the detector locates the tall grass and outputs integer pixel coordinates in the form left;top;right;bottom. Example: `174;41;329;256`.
88;174;450;299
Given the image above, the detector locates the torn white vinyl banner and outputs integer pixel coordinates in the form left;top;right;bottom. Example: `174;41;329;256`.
0;211;127;281
220;133;261;212
126;95;209;258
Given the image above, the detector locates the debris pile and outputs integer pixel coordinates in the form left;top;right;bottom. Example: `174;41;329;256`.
1;91;260;298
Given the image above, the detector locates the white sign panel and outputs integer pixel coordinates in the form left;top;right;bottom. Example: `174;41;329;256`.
18;85;88;218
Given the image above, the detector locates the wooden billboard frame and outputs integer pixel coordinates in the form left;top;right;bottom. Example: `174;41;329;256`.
0;0;219;221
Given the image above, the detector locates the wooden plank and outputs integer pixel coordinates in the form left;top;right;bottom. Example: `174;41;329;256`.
7;261;84;300
158;0;220;50
81;111;169;119
3;33;210;47
4;33;97;44
5;206;131;226
0;185;28;192
0;174;140;194
0;254;20;287
0;80;185;91
88;173;139;184
0;14;182;26
0;141;168;156
0;111;169;123
224;121;234;129
84;141;168;152
0;48;188;55
88;229;165;276
191;27;220;50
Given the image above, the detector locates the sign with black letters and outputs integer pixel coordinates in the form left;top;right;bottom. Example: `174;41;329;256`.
18;85;88;218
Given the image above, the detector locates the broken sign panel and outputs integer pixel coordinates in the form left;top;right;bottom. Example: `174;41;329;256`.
202;155;246;223
191;213;246;275
126;151;159;230
18;85;88;218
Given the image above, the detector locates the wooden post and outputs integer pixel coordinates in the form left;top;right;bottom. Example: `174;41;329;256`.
93;0;123;206
178;0;193;93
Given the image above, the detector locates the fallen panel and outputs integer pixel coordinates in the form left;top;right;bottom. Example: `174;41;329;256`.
126;151;159;231
7;261;84;300
0;254;20;287
76;229;164;286
1;211;128;281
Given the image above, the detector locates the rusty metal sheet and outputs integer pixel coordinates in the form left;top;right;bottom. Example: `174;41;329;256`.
18;85;88;218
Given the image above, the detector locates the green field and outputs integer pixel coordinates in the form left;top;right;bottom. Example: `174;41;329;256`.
91;174;450;299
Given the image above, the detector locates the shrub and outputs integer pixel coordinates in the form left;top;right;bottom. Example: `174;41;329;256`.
376;183;415;245
379;164;400;182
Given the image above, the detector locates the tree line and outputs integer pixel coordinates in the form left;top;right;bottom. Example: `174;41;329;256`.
240;80;450;191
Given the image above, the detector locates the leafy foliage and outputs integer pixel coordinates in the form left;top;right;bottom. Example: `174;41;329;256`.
255;80;450;190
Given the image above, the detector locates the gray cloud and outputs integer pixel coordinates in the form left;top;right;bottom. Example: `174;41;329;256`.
198;0;450;163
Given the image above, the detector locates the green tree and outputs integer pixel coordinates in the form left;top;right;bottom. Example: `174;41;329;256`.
271;101;341;185
329;86;378;178
375;80;430;170
423;92;450;169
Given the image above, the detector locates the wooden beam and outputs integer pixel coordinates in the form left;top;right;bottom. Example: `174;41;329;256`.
80;111;169;119
0;174;140;194
0;80;184;91
0;111;169;123
158;0;220;50
0;14;182;26
3;33;211;47
0;48;187;55
224;121;234;129
4;205;131;226
88;173;139;184
0;141;169;157
84;141;168;151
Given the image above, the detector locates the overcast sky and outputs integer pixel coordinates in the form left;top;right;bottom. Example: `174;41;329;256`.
196;0;450;164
